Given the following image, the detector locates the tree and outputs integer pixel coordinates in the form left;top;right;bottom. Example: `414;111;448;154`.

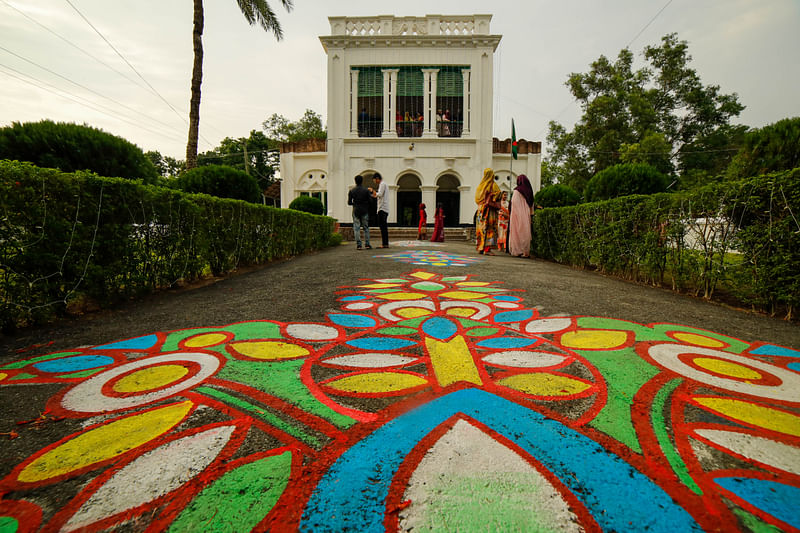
197;130;278;191
186;0;293;169
726;117;800;180
546;33;744;194
288;195;324;215
263;109;326;142
584;163;669;202
0;120;158;183
534;184;581;208
172;164;262;203
145;150;185;180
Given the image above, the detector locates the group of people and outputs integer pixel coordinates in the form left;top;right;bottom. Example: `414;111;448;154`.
416;202;445;242
475;167;535;257
347;173;389;250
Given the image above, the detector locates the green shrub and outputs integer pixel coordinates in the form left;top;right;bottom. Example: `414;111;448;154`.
173;164;261;203
584;163;669;202
534;184;581;207
0;160;335;330
0;120;158;183
289;195;325;215
726;117;800;179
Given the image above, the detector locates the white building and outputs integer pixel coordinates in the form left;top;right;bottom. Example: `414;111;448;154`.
280;14;541;227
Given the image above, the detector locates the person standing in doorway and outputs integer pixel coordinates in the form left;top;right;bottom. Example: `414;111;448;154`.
348;175;372;250
373;173;390;248
418;203;428;240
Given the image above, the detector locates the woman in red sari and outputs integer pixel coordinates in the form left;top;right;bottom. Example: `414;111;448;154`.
431;203;445;242
475;168;501;255
417;203;427;240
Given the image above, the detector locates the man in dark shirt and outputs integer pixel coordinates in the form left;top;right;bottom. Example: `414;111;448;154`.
347;174;372;250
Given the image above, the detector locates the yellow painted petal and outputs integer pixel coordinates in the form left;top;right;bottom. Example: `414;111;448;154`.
0;372;7;381
498;373;591;396
446;307;476;317
560;330;628;350
325;372;428;394
426;336;483;387
440;291;486;300
360;283;403;289
18;401;192;483
376;292;426;301
112;365;189;393
230;341;309;360
396;308;432;318
183;332;228;348
456;282;490;287
692;357;762;380
695;397;800;437
410;272;436;280
673;332;725;348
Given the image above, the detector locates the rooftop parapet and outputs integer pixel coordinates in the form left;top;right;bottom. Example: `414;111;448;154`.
328;14;493;37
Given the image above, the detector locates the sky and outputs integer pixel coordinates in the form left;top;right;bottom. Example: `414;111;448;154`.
1;0;798;160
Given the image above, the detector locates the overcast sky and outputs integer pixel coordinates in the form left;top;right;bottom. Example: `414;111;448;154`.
1;0;798;160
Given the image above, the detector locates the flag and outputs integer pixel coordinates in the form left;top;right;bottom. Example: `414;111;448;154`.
511;119;518;160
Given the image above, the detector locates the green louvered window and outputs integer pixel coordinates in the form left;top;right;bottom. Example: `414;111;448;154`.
355;68;382;137
436;67;464;97
397;68;423;96
357;68;383;97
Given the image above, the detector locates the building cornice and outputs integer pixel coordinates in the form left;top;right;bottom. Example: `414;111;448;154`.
320;35;501;51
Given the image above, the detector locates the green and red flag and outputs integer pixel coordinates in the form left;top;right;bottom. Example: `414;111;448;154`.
511;119;518;160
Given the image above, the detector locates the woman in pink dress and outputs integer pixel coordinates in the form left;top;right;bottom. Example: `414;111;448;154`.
431;203;445;242
509;174;534;257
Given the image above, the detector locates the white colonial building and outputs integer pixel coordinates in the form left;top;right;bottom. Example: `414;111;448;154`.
280;14;541;227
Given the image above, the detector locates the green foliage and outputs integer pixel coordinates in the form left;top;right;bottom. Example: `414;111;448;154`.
288;195;325;215
146;150;185;179
0;120;158;183
534;184;581;208
263;109;327;142
531;169;800;318
197;130;278;190
0;160;336;330
726;117;800;180
173;164;262;203
584;163;669;202
547;33;743;193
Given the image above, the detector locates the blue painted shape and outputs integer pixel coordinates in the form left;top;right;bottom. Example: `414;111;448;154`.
341;296;368;302
494;309;534;323
788;362;800;372
715;477;800;530
476;337;538;349
328;314;377;328
421;317;458;340
33;355;114;373
300;388;701;533
493;295;520;302
750;344;800;358
346;337;416;351
93;334;158;351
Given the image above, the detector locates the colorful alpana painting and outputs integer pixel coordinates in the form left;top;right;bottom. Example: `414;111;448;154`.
377;250;482;267
0;270;799;532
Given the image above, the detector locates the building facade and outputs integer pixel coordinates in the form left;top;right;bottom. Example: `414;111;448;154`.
280;14;541;226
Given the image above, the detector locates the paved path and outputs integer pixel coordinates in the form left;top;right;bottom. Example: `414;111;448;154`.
1;240;798;532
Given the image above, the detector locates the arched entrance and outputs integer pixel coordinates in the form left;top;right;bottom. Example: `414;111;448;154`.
396;174;422;227
435;174;461;227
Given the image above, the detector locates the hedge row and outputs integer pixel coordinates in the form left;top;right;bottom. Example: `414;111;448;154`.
0;160;336;330
531;168;800;318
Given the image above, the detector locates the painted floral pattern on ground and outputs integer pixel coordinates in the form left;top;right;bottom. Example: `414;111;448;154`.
0;270;798;532
376;250;482;267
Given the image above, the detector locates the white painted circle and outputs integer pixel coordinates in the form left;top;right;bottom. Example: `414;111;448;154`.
286;323;340;340
345;303;374;311
525;318;572;333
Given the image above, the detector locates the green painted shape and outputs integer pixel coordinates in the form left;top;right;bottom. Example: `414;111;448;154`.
457;319;491;329
365;288;401;294
196;387;321;447
441;276;467;282
0;516;18;533
397;317;426;328
412;473;564;532
733;508;783;533
161;321;282;352
460;287;504;293
376;327;417;336
581;346;660;453
652;379;702;495
8;373;37;381
1;352;81;370
465;327;499;337
55;368;106;379
411;282;445;291
216;358;354;428
649;323;749;353
168;451;291;533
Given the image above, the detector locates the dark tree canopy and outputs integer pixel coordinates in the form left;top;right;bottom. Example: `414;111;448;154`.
534;184;581;208
172;164;262;203
263;109;326;143
197;130;278;190
584;163;669;202
726;117;800;180
288;195;325;215
547;33;744;194
0;120;158;182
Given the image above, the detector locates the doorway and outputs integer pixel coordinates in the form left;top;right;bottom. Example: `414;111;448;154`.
435;174;461;226
396;174;422;227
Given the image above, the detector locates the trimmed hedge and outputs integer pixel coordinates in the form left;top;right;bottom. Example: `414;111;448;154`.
531;169;800;318
0;160;335;330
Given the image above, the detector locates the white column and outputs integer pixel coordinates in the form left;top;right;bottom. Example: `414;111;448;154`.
461;69;471;136
383;68;399;138
388;184;399;224
421;69;439;138
458;185;473;225
421;185;437;219
350;69;359;136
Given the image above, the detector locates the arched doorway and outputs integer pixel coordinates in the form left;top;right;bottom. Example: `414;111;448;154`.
435;174;461;227
396;174;422;227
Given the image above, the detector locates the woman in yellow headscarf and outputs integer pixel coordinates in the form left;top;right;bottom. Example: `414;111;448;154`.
474;167;502;255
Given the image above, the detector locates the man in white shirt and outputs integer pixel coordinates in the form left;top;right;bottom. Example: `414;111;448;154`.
373;173;390;248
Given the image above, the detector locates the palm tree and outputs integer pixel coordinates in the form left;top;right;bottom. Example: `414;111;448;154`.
186;0;293;169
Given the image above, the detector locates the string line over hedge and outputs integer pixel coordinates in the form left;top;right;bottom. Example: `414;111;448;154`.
0;160;336;330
